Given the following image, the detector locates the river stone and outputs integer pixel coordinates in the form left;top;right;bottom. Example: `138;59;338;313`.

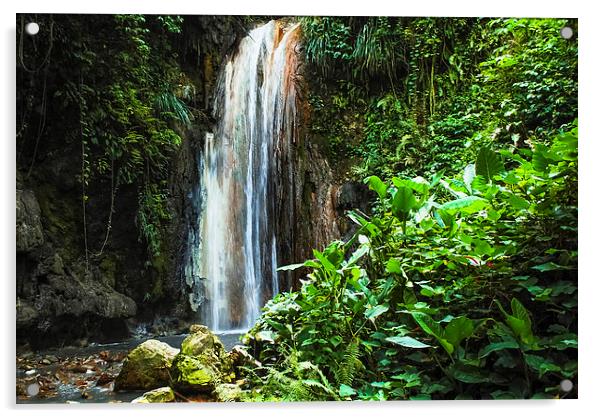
181;325;233;377
114;340;179;391
229;345;261;370
131;387;175;403
170;354;219;393
182;325;224;357
213;383;242;402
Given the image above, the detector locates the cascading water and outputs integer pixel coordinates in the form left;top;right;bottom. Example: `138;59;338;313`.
186;21;301;332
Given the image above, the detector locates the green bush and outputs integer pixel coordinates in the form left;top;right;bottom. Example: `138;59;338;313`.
243;123;577;400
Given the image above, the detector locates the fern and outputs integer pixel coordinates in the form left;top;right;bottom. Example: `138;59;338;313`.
255;346;339;401
334;338;362;387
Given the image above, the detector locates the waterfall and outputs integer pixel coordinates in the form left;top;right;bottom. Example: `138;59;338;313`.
187;21;301;332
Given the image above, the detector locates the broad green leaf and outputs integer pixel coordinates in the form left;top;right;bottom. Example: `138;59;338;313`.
346;244;369;266
255;330;276;343
463;163;476;194
313;249;336;272
339;384;356;397
365;304;390;320
385;335;432;349
365;175;388;200
392;186;417;220
412;312;454;354
476;147;504;181
393;176;430;195
524;354;562;378
409;394;431;400
496;298;534;345
329;335;343;347
277;259;320;271
386;258;403;275
531;262;571;272
440;196;488;214
473;239;493;256
479;341;519;358
447;363;489;383
443;317;475;348
508;194;530;210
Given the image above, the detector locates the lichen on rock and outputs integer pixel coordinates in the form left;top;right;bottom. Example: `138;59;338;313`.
114;340;179;391
131;386;175;403
213;383;243;402
169;354;219;392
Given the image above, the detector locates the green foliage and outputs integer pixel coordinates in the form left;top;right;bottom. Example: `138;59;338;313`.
304;18;577;182
20;14;190;260
243;124;577;400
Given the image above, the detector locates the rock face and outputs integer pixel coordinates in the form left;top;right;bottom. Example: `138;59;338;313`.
170;325;234;393
16;189;44;252
114;340;179;390
131;387;175;403
16;187;138;347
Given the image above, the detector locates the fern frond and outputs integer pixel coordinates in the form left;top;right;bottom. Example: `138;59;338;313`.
334;338;362;387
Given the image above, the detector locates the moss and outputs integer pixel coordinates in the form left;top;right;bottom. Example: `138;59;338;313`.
99;256;117;288
34;183;80;263
213;383;242;402
131;387;175;403
114;339;179;390
170;354;218;392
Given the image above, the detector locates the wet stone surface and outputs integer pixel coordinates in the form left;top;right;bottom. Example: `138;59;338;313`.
16;332;243;403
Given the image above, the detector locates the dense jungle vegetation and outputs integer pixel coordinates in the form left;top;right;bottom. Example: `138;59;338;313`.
17;15;577;401
242;17;578;400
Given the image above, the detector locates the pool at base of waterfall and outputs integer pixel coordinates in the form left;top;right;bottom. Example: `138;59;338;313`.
16;331;243;404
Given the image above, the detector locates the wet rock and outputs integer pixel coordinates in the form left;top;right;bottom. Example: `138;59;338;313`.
169;326;235;393
114;340;179;391
170;354;219;393
213;383;242;402
16;189;44;253
131;387;175;403
96;373;114;386
182;325;224;356
229;345;261;371
16;300;39;329
180;325;233;377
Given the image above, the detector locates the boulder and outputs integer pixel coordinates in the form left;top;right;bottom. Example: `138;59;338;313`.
170;354;219;392
213;383;242;402
180;325;233;377
181;325;224;357
169;325;235;393
131;387;175;403
114;340;179;390
229;345;261;371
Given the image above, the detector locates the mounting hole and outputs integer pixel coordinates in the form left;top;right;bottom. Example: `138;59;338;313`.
25;22;40;36
560;26;574;39
26;383;40;397
560;379;574;392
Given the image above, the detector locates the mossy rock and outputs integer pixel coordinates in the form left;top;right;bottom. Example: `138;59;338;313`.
213;383;242;402
181;325;224;356
170;354;219;393
114;340;179;391
131;387;175;403
181;325;234;378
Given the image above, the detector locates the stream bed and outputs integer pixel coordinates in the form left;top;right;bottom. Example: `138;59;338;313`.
16;332;243;404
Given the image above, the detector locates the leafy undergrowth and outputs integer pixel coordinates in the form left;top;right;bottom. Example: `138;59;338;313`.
242;123;577;401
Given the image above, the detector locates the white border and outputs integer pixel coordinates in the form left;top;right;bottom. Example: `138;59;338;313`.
2;1;600;418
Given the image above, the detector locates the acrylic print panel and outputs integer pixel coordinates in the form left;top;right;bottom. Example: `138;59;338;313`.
16;14;577;403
